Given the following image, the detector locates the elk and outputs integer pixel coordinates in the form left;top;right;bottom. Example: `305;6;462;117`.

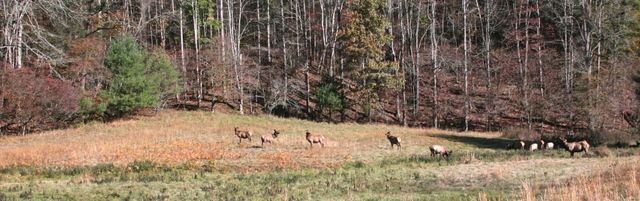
305;130;325;148
541;140;554;150
560;137;590;157
429;145;453;159
507;140;526;150
261;129;280;147
234;127;252;144
385;131;401;149
529;143;539;152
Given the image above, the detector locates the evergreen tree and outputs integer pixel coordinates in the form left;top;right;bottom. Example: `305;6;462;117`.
103;35;180;116
315;76;345;122
339;0;402;120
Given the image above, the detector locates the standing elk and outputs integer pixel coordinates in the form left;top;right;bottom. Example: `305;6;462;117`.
430;145;453;159
234;127;252;144
385;131;401;149
560;137;590;157
261;129;280;147
305;130;325;148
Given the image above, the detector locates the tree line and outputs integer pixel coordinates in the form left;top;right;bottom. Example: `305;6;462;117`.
2;0;640;135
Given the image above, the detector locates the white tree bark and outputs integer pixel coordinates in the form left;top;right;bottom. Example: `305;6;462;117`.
463;0;469;131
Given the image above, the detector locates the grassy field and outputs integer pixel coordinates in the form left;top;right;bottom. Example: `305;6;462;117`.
0;110;639;200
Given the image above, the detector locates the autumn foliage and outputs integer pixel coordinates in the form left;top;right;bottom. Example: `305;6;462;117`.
0;68;81;134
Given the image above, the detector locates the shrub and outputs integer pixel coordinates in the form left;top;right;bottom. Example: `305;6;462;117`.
0;68;81;134
587;129;638;147
78;96;107;122
102;35;180;117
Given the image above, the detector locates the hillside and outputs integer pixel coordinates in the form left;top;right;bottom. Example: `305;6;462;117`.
1;111;640;200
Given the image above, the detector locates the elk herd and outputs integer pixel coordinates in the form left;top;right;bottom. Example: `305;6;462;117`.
507;137;590;157
233;127;591;158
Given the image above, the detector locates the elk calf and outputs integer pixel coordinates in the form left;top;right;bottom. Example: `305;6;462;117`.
234;127;252;144
429;145;453;159
261;130;280;147
305;130;325;148
385;131;401;149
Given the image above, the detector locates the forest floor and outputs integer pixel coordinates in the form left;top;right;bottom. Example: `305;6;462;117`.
0;110;639;200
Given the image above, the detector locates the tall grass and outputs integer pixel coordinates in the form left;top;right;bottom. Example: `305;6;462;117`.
517;159;640;200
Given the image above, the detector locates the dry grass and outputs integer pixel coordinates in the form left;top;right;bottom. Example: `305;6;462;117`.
512;157;640;201
3;110;640;199
0;110;467;171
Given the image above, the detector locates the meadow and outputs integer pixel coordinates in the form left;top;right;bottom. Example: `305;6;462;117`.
0;111;639;200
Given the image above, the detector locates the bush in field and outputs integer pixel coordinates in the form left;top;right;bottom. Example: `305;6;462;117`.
0;68;81;134
103;35;180;117
78;96;107;121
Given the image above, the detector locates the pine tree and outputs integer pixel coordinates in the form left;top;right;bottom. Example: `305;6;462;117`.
339;0;402;120
103;35;180;116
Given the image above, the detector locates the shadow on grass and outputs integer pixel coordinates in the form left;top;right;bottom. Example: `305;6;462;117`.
431;134;514;149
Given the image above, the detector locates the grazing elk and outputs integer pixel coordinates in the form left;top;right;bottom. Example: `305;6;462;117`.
429;145;453;159
385;131;401;149
234;127;252;144
529;143;539;152
305;130;325;148
541;140;554;150
261;130;280;147
507;140;526;150
560;137;590;157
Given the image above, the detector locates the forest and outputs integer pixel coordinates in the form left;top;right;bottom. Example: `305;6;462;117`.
2;0;640;136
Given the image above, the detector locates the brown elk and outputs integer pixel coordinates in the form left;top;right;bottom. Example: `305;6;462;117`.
305;130;325;148
429;145;453;158
234;127;252;144
560;137;590;157
385;131;401;149
261;130;280;147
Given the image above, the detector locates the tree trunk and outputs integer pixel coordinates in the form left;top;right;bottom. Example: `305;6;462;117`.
280;0;288;109
192;0;202;106
267;0;272;63
463;0;469;131
430;0;439;129
179;2;187;101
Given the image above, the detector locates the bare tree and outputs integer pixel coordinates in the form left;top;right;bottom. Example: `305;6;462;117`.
225;0;250;115
463;0;470;131
2;0;78;70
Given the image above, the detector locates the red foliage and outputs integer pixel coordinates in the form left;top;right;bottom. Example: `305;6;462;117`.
67;37;108;92
0;68;81;134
